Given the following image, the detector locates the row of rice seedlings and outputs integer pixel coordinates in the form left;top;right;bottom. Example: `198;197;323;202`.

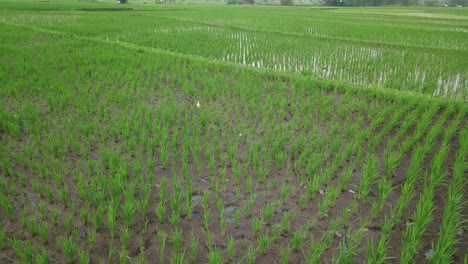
429;128;467;263
400;139;452;262
366;106;457;263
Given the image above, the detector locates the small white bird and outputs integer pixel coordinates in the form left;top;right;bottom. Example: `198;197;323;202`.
196;100;200;108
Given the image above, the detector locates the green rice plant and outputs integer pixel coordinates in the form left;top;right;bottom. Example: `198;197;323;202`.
291;228;306;253
342;206;351;229
107;204;117;239
274;149;287;169
170;208;181;228
245;194;256;219
202;191;210;211
208;155;216;177
299;194;307;211
36;248;49;264
334;227;366;263
378;177;393;212
107;242;116;263
400;187;434;263
245;174;254;195
227;236;235;261
280;244;292;264
171;250;186;264
318;198;329;220
155;200;167;224
1;158;14;177
281;211;294;234
37;202;47;221
430;136;466;263
171;228;184;253
25;215;38;237
371;201;380;219
258;233;271;255
220;217;227;237
325;186;340;208
137;183;151;217
263;202;275;225
204;230;215;251
133;253;147;264
78;250;90;264
64;214;74;236
307;175;320;199
92;205;104;231
185;197;195;221
366;232;389;264
213;181;221;200
80;207;90;226
383;150;401;178
12;238;36;264
257;162;270;184
50;208;59;225
60;186;70;208
157;230;167;263
271;224;283;243
280;183;290;204
159;177;168;203
122;198;136;228
216;198;224;220
120;226;131;249
305;240;327;264
38;222;49;245
233;209;241;228
190;231;198;263
119;248;130;264
0;226;6;249
204;210;212;230
251;217;263;239
87;228;96;251
160;141;169;168
0;194;14;220
208;247;223;264
358;154;378;202
245;244;256;264
57;236;78;263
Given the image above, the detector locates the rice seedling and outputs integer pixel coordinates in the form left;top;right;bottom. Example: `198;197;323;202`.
36;248;49;264
189;231;198;263
171;228;184;253
11;238;37;264
171;250;186;264
0;195;14;221
154;230;167;263
120;226;131;250
57;236;78;263
227;236;235;261
251;217;263;239
291;228;306;253
208;247;223;264
78;250;90;264
155;200;167;224
38;222;49;245
245;244;256;264
258;233;271;255
358;154;378;202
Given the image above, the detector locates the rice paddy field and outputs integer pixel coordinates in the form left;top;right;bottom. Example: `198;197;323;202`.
0;1;467;263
